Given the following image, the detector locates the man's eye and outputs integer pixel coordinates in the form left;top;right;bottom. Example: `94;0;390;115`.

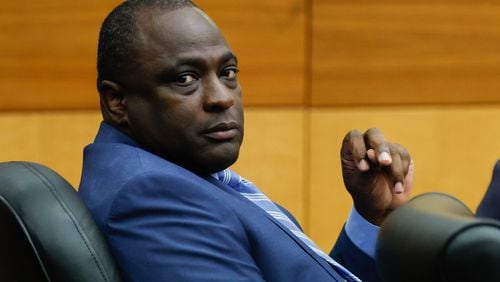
176;73;198;85
222;67;239;79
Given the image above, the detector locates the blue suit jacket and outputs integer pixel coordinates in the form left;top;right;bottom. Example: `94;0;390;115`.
476;160;500;220
79;123;379;281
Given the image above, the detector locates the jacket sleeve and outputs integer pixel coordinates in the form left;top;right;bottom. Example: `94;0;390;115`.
476;160;500;220
105;172;265;282
330;227;381;282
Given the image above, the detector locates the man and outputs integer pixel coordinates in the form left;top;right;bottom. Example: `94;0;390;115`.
78;1;414;281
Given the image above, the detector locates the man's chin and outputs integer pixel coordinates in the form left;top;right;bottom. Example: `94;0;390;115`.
198;148;240;174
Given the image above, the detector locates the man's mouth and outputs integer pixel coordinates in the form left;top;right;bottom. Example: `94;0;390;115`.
203;122;239;141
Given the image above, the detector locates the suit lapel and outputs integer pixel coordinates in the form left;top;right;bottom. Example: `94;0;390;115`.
204;176;343;281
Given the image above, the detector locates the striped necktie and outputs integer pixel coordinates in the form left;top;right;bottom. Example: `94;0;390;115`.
213;169;361;282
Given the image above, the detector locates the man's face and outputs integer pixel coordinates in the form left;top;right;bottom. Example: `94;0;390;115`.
120;7;244;175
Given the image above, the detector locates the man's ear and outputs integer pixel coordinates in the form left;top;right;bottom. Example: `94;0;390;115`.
98;80;128;126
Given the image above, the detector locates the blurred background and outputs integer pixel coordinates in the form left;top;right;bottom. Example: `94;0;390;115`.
1;0;499;251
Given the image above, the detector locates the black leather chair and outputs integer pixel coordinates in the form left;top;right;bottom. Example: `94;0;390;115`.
0;161;122;282
376;192;500;282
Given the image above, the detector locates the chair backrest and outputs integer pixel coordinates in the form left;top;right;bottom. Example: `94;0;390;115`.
376;192;500;282
0;161;122;282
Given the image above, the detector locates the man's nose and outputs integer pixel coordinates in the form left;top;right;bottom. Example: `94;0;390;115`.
202;75;235;112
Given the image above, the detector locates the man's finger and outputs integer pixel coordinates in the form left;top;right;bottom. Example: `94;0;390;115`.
363;128;391;166
342;129;369;171
393;143;411;176
385;147;406;194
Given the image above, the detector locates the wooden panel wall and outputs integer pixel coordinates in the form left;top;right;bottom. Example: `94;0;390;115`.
4;1;500;108
0;111;101;184
0;0;305;110
200;0;306;106
0;1;121;110
232;109;307;224
312;0;500;106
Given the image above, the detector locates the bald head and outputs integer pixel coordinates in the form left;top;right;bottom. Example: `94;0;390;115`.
97;0;197;86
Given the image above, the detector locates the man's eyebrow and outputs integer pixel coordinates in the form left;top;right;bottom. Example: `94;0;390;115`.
221;52;238;65
173;52;238;68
